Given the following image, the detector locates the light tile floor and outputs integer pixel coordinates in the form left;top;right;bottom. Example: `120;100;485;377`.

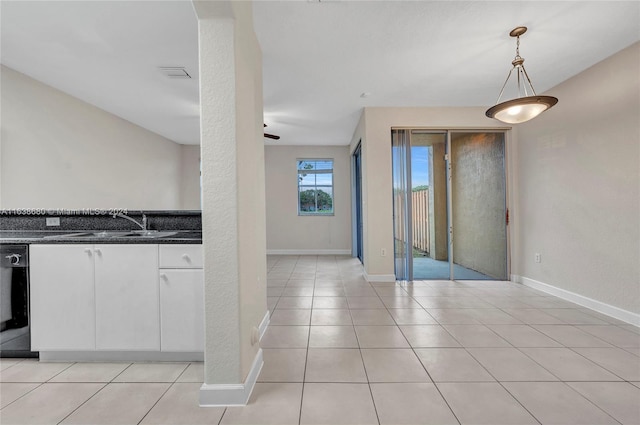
1;255;639;424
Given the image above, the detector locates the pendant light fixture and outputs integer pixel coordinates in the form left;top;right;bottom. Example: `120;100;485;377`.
486;27;558;124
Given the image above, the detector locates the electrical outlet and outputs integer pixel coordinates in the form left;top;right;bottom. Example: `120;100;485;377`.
535;253;541;263
381;248;387;257
46;217;60;226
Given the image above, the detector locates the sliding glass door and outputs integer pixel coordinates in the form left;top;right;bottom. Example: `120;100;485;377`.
450;131;508;280
392;129;508;281
408;131;450;280
392;130;411;280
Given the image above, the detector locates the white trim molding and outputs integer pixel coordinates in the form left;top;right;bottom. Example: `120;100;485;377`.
199;349;263;407
514;275;640;326
363;271;396;283
266;249;351;256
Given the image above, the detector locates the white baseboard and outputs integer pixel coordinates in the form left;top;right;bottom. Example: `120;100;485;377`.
266;249;351;255
258;310;270;341
199;349;263;407
514;275;640;326
39;351;204;362
363;271;396;283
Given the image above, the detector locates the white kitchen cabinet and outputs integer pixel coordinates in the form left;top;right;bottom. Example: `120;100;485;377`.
159;269;204;352
94;244;159;351
158;244;204;352
30;245;96;351
30;243;202;358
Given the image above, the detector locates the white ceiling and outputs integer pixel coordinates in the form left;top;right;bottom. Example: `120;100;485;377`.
2;1;638;146
1;1;200;145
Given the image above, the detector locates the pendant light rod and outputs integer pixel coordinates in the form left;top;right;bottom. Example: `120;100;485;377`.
494;27;539;104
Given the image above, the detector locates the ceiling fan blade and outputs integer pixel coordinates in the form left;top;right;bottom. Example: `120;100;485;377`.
264;133;280;140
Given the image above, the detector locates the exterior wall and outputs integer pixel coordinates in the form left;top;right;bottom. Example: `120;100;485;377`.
0;65;185;210
451;132;507;279
265;145;351;253
514;42;639;313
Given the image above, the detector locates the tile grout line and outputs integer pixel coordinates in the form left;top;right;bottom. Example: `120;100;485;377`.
55;382;109;424
380;280;463;425
350;274;382;425
297;255;313;425
172;362;195;383
144;365;194;422
565;346;634;382
0;381;44;411
0;358;27;374
136;379;177;425
46;361;77;383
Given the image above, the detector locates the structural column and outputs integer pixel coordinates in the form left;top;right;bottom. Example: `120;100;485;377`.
193;0;268;406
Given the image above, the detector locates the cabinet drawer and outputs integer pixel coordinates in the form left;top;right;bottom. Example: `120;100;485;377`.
159;245;203;268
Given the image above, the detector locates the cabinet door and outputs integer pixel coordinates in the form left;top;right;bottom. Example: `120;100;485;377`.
30;245;95;350
159;270;204;352
94;244;159;351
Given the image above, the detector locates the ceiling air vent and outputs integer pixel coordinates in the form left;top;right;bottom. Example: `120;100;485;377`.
158;67;191;79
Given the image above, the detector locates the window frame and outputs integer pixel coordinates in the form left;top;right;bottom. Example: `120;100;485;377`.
297;158;335;216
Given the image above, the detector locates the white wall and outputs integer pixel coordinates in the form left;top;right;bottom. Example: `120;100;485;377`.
350;107;510;278
513;42;640;314
180;145;201;209
265;145;351;254
0;65;198;210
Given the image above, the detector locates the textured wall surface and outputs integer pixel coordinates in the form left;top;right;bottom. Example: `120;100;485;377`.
199;16;241;385
514;42;639;313
197;0;267;386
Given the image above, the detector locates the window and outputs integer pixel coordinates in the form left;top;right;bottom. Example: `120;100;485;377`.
298;159;334;215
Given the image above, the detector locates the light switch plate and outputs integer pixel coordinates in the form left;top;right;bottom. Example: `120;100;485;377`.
46;217;60;226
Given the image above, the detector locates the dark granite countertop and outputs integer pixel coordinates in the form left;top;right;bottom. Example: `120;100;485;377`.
0;230;202;245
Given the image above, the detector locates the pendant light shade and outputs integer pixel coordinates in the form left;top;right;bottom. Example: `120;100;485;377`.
486;27;557;124
486;96;558;124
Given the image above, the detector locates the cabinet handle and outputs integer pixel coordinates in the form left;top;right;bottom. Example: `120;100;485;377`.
94;248;102;256
182;254;191;263
84;248;92;256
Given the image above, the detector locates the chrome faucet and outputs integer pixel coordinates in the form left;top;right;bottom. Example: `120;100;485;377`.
112;213;147;231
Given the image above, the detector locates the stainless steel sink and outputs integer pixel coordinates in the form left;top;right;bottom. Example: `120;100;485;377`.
90;231;134;238
43;232;93;239
121;231;178;238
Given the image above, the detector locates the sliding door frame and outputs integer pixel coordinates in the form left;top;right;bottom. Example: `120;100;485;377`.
351;141;364;263
392;127;511;281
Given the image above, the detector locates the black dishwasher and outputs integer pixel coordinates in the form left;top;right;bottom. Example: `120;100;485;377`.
0;245;37;358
